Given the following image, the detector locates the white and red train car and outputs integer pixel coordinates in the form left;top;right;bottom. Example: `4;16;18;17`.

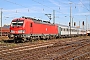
8;17;86;42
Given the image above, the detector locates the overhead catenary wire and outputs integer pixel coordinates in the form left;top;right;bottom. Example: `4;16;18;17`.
68;0;90;12
2;0;47;18
3;0;30;13
31;0;69;15
79;0;90;11
3;0;42;13
3;0;27;8
3;0;90;21
2;0;77;17
3;0;90;14
4;0;69;18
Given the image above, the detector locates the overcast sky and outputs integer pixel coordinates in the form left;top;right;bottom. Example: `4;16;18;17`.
0;0;90;29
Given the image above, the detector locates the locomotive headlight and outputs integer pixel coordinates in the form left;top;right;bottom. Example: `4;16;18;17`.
11;30;15;33
18;30;25;33
22;30;25;33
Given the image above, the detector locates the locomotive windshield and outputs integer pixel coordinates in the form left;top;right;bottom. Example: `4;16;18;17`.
11;20;23;26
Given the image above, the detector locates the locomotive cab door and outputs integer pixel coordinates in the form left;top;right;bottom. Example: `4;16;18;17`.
30;23;33;34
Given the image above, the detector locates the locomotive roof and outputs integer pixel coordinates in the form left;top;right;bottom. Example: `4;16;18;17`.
12;17;55;26
21;17;55;25
12;18;24;21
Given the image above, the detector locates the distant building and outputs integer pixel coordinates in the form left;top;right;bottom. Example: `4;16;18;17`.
3;24;10;28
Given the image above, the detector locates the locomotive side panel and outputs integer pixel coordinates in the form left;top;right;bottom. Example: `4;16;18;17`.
32;22;58;35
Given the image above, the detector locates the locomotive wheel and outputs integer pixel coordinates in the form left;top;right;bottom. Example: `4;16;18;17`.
22;40;25;43
22;39;26;43
14;40;18;43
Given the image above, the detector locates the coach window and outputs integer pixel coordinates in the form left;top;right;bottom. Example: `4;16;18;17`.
67;29;68;31
61;28;62;31
30;23;32;27
64;29;65;31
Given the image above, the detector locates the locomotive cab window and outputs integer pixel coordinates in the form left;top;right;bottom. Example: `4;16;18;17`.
30;23;32;27
11;20;23;26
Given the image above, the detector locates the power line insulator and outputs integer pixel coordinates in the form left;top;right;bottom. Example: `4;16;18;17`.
74;22;76;26
69;22;70;26
82;21;84;26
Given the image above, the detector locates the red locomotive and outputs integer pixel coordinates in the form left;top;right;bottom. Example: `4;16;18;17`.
9;16;86;42
9;17;58;42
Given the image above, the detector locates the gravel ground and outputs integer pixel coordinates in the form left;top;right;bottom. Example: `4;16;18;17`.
0;36;90;60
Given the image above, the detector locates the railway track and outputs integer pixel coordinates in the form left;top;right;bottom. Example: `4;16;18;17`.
39;39;90;60
54;42;90;60
70;52;90;60
0;40;59;60
0;38;90;60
